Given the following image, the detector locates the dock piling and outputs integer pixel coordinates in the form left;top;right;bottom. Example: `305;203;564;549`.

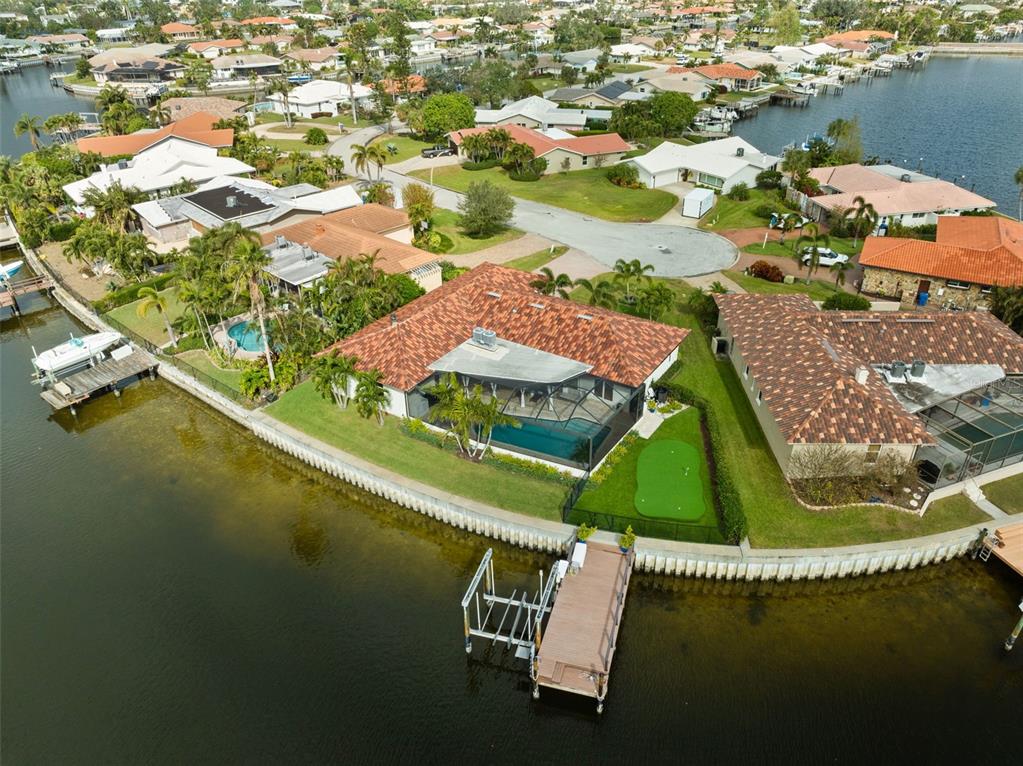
1006;601;1023;652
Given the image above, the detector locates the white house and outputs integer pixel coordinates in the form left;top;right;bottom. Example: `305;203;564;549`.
271;79;373;119
410;36;436;56
629;136;780;191
609;42;658;61
475;96;588;131
211;54;283;81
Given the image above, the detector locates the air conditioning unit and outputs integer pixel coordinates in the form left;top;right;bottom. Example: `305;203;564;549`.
225;195;237;208
275;235;287;248
471;326;497;349
900;173;911;183
736;147;744;157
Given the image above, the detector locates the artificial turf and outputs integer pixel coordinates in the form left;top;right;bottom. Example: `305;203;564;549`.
635;440;707;522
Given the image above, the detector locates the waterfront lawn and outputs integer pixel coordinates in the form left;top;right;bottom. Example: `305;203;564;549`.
723;270;843;301
174;349;244;393
411;165;677;223
104;288;186;347
372;134;437;164
431;209;525;255
264;381;568;520
925;494;991;523
573;408;724;544
505;245;570;272
982;474;1023;514
701;188;782;231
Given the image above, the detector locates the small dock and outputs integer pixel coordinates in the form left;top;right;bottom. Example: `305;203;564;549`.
40;348;158;413
1;274;54;314
770;89;810;107
981;521;1023;577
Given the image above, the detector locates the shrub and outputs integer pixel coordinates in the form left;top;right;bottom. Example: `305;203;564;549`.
619;525;636;550
827;214;853;238
47;219;81;242
303;127;328;145
463;158;501;171
438;260;468;282
755;169;782;189
753;203;777;220
508;157;547;181
749;260;784;283
727;182;750;201
387;272;426;305
590;432;639;486
822;292;871;311
92;272;177;312
606;163;641;188
577;523;597;541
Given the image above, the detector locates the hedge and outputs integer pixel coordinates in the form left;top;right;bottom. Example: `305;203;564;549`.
463;158;501;171
92;272;177;312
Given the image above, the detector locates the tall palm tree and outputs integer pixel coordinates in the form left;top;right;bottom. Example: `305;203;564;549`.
350;143;388;180
176;278;212;352
573;277;618;308
1015;166;1023;222
845;195;878;247
353;369;389;425
226;238;276;383
312;351;358;408
136;286;178;347
13;114;42;150
350;142;372;177
795;223;831;279
267;78;293;127
778;214;799;246
530;266;573;298
830;259;853;288
95;84;130;110
81;183;146;232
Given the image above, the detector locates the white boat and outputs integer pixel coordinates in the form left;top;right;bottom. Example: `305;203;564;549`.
1;259;23;281
32;331;123;378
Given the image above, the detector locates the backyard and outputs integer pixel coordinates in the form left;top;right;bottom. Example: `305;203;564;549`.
172;349;244;394
372;134;437;164
983;473;1023;514
410;165;678;222
264;381;569;519
723;270;846;301
430;209;525;255
701;188;786;231
104;288;185;347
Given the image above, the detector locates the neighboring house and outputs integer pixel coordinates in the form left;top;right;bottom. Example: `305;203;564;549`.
859;216;1023;310
63;139;255;210
270;79;373;119
90;54;184;85
25;33;90;51
561;47;603;72
372;74;428;99
285;46;343;71
160;22;202;42
714;293;1023;486
549;80;633;108
211;54;283;80
609;41;660;60
96;27;131;44
260;205;441;292
449;124;631;174
409;36;436;56
629;136;779;191
631;74;713;101
801;164;997;229
249;34;294;51
240;17;297;30
818;30;895;56
319;262;688;467
475;96;588;131
187;39;246;60
132;176;362;244
159;96;246;122
76;112;235;157
667;63;764;91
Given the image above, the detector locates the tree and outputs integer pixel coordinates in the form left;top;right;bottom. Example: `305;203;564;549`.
612;258;654;298
401;183;435;231
1015;166;1023;222
779;214;799;245
988;286;1023;334
361;180;394;206
267;78;293;127
136;286;178;347
647;91;698;135
350;142;388;179
574;277;618;308
13;114;42;150
845;195;878;246
81;182;146;232
354;369;389;425
530;266;573;298
465;59;516;109
608;101;660;140
96;84;130;110
830;259;853;288
795;223;831;278
185;60;212;95
770;2;802;45
637;282;675;319
75;57;91;79
304;127;328;145
559;64;578;85
826;116;862;165
225;235;276;383
427;372;517;458
312;351;358;408
421;93;476;137
458;180;515;237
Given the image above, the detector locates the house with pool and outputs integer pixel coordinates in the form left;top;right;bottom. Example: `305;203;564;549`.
319;263;688;469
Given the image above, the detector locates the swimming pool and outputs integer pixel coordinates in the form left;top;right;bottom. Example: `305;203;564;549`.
490;416;611;462
227;321;266;353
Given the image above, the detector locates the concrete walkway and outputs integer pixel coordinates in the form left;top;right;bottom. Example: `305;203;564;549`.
686;271;746;294
447;233;554;269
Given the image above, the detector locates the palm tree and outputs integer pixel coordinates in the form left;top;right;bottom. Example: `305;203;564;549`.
81;183;146;232
226;237;277;383
795;223;831;280
351;143;388;180
778;214;799;246
845;195;878;247
1015;166;1023;222
312;351;358;408
176;278;212;352
530;266;573;298
612;258;655;298
136;286;178;347
95;84;130;110
267;78;293;127
13;114;42;150
353;369;389;425
574;277;618;308
830;259;853;288
472;388;518;458
350;142;372;178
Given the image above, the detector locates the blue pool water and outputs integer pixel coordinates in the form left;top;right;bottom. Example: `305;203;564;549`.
227;321;266;353
491;417;610;461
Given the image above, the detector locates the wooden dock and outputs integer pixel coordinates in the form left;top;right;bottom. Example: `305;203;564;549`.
534;541;633;711
1;274;54;313
40;348;158;412
982;521;1023;577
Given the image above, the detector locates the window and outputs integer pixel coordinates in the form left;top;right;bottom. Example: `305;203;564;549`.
865;445;881;464
755;390;762;405
946;280;970;290
582;155;588;166
980;285;993;295
743;364;750;379
911;212;925;219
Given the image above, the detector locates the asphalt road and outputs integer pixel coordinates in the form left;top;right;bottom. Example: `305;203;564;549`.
330;127;739;277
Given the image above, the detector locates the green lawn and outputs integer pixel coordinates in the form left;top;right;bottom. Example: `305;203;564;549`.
723;270;844;302
505;245;570;272
412;165;677;223
983;474;1023;514
741;237;864;259
372;134;438;164
610;63;654;73
256;112;365;128
573;408;723;544
264;381;569;519
431;208;525;255
701;188;783;231
265;138;322;153
63;73;96;86
174;349;244;393
104;288;186;347
530;76;560;93
924;494;991;524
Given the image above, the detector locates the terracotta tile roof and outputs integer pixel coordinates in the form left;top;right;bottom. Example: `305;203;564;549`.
314;203;409;233
159;96;246;122
449;124;630;158
716;294;1023;445
250;34;293;45
161;22;198;34
76;112;235;157
286;46;340;63
373;74;428;95
241;16;294;25
673;63;763;80
188;39;245;52
260;207;433;280
859;217;1023;287
321;263;689;390
821;30;896;43
808;165;996;216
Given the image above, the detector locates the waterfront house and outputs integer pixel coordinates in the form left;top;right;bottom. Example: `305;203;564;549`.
131;176;362;245
714;293;1023;487
211;54;284;81
25;33;90;52
628;136;779;191
158;96;246;122
284;47;343;71
319;262;687;467
96;27;132;44
549;81;634;108
474;96;588;131
449;124;631;174
89;51;184;86
270;79;374;119
63;140;255;211
799;164;997;230
259;205;441;292
160;22;202;42
187;39;246;60
75;112;235;158
630;74;713;101
859;216;1023;310
818;30;895;57
409;36;437;56
666;62;764;92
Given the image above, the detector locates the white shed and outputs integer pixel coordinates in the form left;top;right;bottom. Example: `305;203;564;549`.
682;188;715;219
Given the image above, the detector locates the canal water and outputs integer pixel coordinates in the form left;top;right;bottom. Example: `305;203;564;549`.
733;55;1023;216
0;61;94;157
2;291;1021;762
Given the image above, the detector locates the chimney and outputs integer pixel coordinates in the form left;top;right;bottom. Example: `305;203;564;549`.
854;366;869;385
226;195;237;208
390;313;398;327
736;146;745;157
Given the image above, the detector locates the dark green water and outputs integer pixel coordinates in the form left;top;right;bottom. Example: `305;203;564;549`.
2;295;1021;764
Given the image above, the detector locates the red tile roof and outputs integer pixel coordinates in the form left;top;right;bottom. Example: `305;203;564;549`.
75;112;235;157
671;63;763;81
716;294;1023;445
373;74;428;95
821;30;896;43
241;16;294;25
188;39;245;52
321;263;688;390
449;124;630;158
161;22;199;34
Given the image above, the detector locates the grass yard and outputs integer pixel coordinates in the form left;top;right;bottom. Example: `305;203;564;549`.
174;349;244;393
104;288;186;347
431;208;525;255
529;76;560;93
982;473;1023;514
723;270;845;302
265;381;568;519
741;237;864;259
265;138;322;153
256;112;365;128
412;165;677;223
371;134;438;164
573;408;723;544
505;245;570;272
610;63;654;73
701;188;783;231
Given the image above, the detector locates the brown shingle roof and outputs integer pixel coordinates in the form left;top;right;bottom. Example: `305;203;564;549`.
716;294;1023;445
320;263;688;390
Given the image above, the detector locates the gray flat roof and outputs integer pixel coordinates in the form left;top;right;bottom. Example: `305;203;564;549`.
263;241;331;287
882;363;1005;413
429;337;592;385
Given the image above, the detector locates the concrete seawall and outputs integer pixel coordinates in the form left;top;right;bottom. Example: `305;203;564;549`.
932;43;1023;57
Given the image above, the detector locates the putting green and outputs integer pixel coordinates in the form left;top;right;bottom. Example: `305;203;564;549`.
634;440;706;522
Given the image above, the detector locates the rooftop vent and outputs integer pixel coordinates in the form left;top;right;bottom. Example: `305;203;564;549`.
275;235;287;249
910;360;926;378
116;159;128;170
890;360;907;378
736;146;744;157
900;173;911;183
486;290;501;299
225;195;237;208
302;245;315;260
529;302;545;310
471;326;497;350
577;313;593;321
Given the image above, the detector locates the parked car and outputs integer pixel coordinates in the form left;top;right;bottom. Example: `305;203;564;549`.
420;145;454;158
769;212;811;229
800;247;849;267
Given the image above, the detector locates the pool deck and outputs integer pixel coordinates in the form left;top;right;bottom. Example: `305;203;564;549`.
212;315;263;361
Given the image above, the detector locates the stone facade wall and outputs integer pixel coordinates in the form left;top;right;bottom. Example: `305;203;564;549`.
862;266;991;310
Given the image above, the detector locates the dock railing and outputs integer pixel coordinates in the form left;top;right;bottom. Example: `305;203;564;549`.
599;546;634;672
